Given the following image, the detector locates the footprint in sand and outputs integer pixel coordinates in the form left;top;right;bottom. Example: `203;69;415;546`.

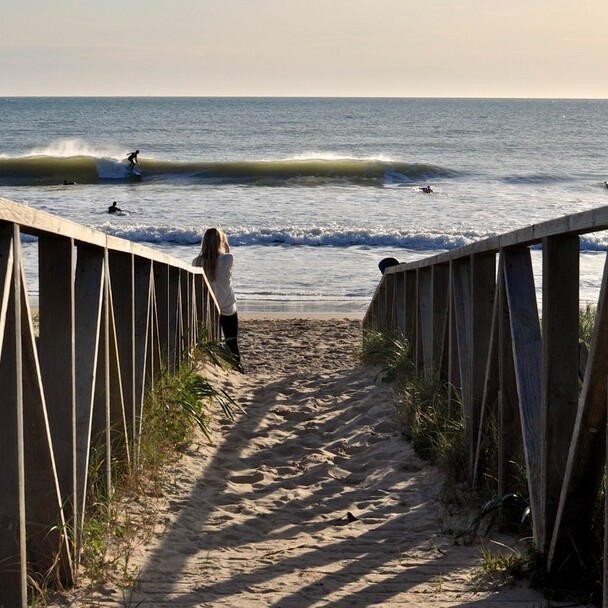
229;471;265;484
275;408;314;422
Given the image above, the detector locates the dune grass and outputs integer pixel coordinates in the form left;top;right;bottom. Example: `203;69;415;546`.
45;338;240;605
360;303;604;600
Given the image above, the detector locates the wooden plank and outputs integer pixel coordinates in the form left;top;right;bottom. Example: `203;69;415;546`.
404;270;417;347
470;253;496;470
418;267;433;372
376;283;387;332
74;244;104;551
384;272;396;333
153;263;169;366
181;270;193;354
38;236;76;566
497;257;522;498
447;267;461;401
148;273;163;381
0;225;27;607
549;245;608;569
168;266;180;370
109;252;135;444
394;271;406;338
20;265;73;583
451;257;472;458
473;277;500;487
106;280;130;470
540;235;580;552
133;259;152;455
432;263;449;372
503;246;543;546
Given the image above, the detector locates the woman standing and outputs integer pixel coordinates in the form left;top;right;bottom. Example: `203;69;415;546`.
193;227;244;373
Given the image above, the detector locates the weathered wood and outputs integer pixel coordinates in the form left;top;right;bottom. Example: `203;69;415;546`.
447;268;461;400
20;266;73;584
394;271;406;337
0;198;222;600
0;225;27;607
38;236;76;558
133;259;152;457
74;245;104;553
418;267;433;372
473;277;500;487
109;252;135;444
432;264;449;373
153;263;170;365
168;266;181;370
451;257;473;458
106;281;130;470
496;258;522;498
540;235;580;552
549;247;608;569
404;270;417;348
503;247;543;546
470;253;496;470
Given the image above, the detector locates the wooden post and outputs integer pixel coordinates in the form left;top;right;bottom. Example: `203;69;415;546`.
418;267;433;372
496;256;522;497
451;257;473;461
0;224;27;607
432;263;449;373
20;266;73;585
394;271;406;338
541;235;580;552
503;246;543;547
74;244;104;556
153;263;169;366
470;252;496;471
133;258;152;458
109;252;135;444
168;266;180;371
404;270;417;348
38;236;76;562
549;244;608;570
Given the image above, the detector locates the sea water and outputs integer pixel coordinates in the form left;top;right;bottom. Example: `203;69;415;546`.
1;97;608;312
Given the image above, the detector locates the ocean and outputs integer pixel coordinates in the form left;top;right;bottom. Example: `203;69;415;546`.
1;97;608;312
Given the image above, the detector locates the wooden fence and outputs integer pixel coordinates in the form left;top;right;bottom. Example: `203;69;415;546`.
0;197;220;607
364;204;608;600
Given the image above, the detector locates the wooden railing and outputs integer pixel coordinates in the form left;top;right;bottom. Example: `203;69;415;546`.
364;205;608;594
0;197;220;607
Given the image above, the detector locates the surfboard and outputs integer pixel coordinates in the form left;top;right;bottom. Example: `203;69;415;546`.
127;165;142;178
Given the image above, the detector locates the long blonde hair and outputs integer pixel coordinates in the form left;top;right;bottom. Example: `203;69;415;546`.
194;227;229;282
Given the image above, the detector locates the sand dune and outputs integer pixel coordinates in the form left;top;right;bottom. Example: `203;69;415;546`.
50;318;581;607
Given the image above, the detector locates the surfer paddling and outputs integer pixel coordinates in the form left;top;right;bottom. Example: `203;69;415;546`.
108;201;122;214
127;150;139;168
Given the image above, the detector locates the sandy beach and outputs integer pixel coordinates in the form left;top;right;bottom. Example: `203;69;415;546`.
50;317;580;607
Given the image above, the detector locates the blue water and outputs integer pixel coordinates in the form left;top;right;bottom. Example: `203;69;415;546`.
2;97;608;310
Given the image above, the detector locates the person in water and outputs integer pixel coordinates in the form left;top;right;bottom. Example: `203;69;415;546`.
63;179;76;185
192;228;244;373
108;201;122;214
421;185;433;193
127;150;139;168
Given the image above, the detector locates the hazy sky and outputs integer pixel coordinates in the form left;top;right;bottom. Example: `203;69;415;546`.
2;0;608;98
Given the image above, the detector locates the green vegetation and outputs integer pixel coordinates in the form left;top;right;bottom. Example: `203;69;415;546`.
361;330;467;488
361;303;604;601
46;338;240;606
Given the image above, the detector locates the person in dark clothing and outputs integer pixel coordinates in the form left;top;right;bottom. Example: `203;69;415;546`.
127;150;139;168
378;257;400;275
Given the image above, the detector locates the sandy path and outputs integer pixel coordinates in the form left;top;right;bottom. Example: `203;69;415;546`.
53;318;577;607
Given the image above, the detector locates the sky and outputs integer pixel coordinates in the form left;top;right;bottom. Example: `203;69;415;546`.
2;0;608;98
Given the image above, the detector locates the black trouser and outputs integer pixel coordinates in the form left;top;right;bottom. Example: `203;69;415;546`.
220;312;241;362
